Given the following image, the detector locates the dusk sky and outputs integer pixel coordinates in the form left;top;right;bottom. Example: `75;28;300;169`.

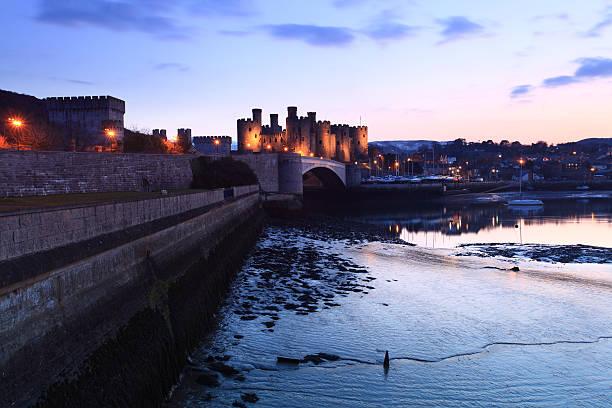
2;0;612;144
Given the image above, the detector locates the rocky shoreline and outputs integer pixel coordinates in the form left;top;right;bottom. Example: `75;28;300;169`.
457;243;612;264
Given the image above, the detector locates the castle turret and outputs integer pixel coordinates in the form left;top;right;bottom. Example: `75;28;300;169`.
270;113;279;132
350;125;368;161
252;108;262;125
237;108;264;152
316;121;334;158
286;106;299;153
332;124;351;162
177;128;192;153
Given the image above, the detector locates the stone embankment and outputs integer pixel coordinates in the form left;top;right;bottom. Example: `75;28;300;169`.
0;185;262;407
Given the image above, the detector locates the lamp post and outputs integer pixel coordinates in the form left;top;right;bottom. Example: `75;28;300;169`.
8;117;25;150
214;138;220;155
518;158;525;197
104;128;116;152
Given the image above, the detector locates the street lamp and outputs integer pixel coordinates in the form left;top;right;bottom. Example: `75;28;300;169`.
518;158;526;196
104;128;117;152
214;138;220;154
6;117;25;150
8;117;24;128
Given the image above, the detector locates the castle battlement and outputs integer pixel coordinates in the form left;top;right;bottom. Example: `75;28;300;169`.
237;106;367;162
193;136;232;143
45;95;125;112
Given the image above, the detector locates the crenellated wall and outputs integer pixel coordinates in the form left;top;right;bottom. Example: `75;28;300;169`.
237;106;367;163
45;95;125;149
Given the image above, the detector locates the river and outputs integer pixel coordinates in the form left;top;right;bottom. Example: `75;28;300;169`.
168;192;612;407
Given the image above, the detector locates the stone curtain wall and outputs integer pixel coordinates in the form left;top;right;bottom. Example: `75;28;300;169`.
0;185;259;262
0;150;195;197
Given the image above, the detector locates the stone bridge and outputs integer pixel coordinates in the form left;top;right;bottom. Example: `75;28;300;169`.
233;153;361;195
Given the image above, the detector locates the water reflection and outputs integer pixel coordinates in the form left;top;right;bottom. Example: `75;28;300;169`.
353;199;611;248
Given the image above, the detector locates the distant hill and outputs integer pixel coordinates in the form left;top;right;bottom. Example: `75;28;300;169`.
0;89;63;149
573;138;612;146
370;138;612;154
0;89;48;125
368;140;451;154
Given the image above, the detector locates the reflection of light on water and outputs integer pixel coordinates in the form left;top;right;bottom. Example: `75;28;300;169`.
399;215;611;249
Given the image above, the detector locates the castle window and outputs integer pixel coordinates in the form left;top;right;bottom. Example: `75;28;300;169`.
255;134;258;138
249;127;251;132
319;140;322;145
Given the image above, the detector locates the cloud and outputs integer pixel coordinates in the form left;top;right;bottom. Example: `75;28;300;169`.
48;76;95;85
332;0;368;8
436;16;485;43
541;75;578;87
513;57;612;97
530;13;569;22
541;57;612;88
189;0;254;17
218;29;251;37
35;0;252;40
262;24;355;47
574;57;612;77
510;85;533;98
154;63;189;72
36;0;190;40
364;10;419;41
585;6;612;37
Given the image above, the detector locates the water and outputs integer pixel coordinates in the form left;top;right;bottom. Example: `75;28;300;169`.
168;195;612;407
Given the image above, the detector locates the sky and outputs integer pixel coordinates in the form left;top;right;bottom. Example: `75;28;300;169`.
1;0;612;144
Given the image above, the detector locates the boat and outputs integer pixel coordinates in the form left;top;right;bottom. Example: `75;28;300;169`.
576;185;590;191
508;199;544;206
506;158;544;207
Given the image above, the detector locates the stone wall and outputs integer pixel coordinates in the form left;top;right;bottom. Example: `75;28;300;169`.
0;150;195;197
233;153;281;193
0;189;261;407
0;186;259;262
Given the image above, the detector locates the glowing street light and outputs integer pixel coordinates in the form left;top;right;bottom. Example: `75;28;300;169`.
8;117;24;128
214;138;221;154
104;128;116;138
104;128;117;152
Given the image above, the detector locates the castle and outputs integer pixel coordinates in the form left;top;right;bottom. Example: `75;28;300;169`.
237;107;368;162
45;96;125;150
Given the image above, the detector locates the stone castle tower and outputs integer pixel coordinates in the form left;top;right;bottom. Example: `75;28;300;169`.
237;106;367;162
45;95;125;150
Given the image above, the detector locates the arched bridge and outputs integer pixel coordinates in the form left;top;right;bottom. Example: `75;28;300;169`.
232;153;361;195
301;156;346;189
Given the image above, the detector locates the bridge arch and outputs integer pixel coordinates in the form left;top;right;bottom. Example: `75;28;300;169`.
301;157;346;190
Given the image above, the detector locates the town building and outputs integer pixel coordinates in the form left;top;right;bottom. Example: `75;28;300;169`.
237;107;368;162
